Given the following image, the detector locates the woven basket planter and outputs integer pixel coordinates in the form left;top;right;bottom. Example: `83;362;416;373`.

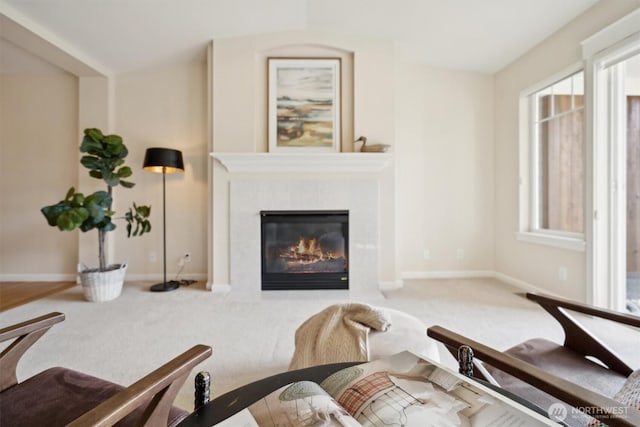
78;263;127;302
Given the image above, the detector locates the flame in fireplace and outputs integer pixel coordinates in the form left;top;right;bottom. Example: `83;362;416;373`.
282;236;338;264
297;237;320;256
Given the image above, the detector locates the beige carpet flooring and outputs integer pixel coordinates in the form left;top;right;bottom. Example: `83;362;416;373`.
1;277;638;413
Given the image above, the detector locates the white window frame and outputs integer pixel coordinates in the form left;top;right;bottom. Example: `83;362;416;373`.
516;62;586;252
585;27;640;309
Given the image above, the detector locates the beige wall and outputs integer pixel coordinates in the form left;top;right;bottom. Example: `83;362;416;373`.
0;56;208;282
5;1;638;292
113;60;208;280
210;31;397;286
395;59;495;274
0;70;79;278
494;0;640;301
0;29;501;288
210;30;496;287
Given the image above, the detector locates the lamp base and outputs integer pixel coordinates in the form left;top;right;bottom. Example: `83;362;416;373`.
150;281;180;292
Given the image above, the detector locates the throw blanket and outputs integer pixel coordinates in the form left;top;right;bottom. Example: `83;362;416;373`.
289;303;391;370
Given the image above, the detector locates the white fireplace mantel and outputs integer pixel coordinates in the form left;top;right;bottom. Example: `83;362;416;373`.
211;152;392;174
212;151;392;295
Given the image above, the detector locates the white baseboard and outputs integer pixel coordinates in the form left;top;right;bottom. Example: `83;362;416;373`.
2;270;550;297
0;273;207;282
0;273;76;281
209;283;231;294
125;273;208;282
400;270;549;296
401;270;496;280
379;280;403;291
493;272;558;296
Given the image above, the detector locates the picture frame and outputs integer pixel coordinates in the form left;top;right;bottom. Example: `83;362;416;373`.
268;58;341;152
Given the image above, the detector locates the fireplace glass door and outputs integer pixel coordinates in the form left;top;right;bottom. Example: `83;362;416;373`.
261;210;349;290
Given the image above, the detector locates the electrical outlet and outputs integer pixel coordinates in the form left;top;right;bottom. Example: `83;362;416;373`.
148;251;157;263
178;252;191;267
456;248;465;260
423;249;431;260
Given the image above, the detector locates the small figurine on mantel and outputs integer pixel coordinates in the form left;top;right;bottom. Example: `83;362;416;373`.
355;136;390;152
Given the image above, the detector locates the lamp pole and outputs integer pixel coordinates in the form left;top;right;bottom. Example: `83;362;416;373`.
161;167;167;286
150;167;179;291
143;147;184;292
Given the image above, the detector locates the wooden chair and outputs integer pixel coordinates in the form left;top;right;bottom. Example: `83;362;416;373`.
427;292;640;427
0;312;212;426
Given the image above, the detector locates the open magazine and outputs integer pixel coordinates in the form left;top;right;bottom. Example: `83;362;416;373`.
213;351;556;426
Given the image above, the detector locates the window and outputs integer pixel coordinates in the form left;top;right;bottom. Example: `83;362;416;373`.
518;67;586;250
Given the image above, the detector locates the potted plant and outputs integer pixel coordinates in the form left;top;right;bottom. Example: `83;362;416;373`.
41;128;151;302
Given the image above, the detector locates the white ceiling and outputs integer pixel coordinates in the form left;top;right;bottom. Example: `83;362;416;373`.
0;0;603;75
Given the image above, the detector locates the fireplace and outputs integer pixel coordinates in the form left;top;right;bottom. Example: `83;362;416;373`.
260;210;349;290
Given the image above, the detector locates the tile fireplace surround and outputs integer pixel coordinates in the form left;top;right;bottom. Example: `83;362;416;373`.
212;153;392;297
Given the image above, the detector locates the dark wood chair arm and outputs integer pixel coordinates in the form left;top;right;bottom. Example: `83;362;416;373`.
526;293;640;327
526;293;639;376
0;312;65;391
68;344;212;427
427;325;640;427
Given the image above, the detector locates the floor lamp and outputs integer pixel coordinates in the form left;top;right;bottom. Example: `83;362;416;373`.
143;147;184;292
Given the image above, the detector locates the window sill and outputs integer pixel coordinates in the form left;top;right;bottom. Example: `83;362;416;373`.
515;231;586;252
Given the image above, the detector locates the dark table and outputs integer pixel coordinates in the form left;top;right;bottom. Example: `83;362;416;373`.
178;362;361;426
178;361;551;426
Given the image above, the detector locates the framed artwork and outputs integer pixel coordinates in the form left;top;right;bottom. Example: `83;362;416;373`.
268;58;341;152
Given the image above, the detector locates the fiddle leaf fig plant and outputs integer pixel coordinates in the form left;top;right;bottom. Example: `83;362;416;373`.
41;128;151;272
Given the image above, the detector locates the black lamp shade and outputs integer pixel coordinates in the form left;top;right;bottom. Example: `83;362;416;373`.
143;148;184;174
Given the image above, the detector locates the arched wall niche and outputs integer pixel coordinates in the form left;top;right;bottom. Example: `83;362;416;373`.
209;32;396;290
211;31;393;155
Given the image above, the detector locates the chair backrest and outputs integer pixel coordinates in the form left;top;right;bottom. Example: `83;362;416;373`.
526;292;640;376
427;325;640;427
1;312;212;427
0;312;65;391
67;344;212;427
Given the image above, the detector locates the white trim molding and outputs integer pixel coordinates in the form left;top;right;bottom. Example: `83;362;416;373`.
493;272;560;296
0;273;76;282
515;231;586;252
208;283;232;294
581;8;640;59
401;270;556;296
582;7;640;310
0;272;208;283
211;152;392;174
517;63;587;252
401;271;496;280
379;280;403;291
125;273;207;282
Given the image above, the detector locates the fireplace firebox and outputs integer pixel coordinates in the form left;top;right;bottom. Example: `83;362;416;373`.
260;210;349;290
